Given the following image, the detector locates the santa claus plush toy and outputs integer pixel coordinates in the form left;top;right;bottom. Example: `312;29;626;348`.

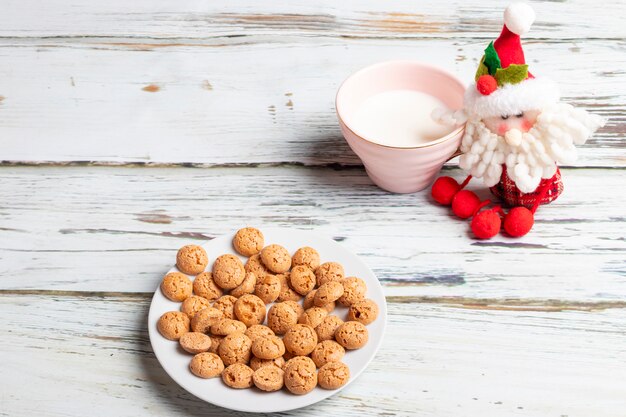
431;2;604;239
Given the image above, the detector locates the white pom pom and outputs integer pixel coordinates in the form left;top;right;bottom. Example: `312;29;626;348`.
543;164;557;178
514;163;529;178
459;154;472;171
506;153;517;167
472;161;488;178
485;164;502;187
504;2;535;35
431;108;466;126
453;110;468;124
470;141;484;155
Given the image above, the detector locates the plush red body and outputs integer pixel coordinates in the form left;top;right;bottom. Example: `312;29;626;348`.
490;167;563;208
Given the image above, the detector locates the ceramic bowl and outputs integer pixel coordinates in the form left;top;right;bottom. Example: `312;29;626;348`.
336;61;466;193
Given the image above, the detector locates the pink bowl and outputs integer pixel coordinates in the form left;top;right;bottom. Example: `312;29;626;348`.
336;61;466;193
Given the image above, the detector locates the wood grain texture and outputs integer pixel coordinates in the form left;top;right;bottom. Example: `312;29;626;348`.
1;1;624;415
0;166;624;302
0;0;623;166
1;294;625;417
1;0;624;39
0;39;622;166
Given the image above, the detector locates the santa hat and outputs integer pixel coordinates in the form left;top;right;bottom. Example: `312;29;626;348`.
464;2;560;119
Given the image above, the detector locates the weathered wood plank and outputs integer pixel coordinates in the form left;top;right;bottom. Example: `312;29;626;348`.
1;0;624;40
1;294;624;417
0;166;624;301
0;39;622;166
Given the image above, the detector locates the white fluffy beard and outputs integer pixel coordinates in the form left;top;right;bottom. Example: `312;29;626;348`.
458;103;605;193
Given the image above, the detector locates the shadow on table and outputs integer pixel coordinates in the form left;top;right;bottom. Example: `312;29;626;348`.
292;130;361;168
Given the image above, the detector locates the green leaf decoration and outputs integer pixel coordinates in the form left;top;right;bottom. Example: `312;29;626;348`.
475;55;490;81
483;42;501;76
495;64;529;86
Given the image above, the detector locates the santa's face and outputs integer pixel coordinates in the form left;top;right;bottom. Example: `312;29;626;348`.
458;103;603;194
482;109;540;136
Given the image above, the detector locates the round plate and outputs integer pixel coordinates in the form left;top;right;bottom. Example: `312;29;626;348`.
148;228;387;413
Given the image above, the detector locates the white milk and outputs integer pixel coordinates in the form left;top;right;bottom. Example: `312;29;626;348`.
352;89;454;148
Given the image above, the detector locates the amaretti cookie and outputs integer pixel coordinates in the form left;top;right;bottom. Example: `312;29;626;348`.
157;311;190;341
348;298;379;325
244;324;275;342
311;340;345;368
283;300;304;319
267;302;299;335
314;281;344;307
254;273;281;304
303;289;335;312
338;276;367;306
283;324;318;356
250;355;285;371
189;352;224;378
233;227;264;257
210;318;247;336
251;335;285;360
335;321;368;350
298;307;328;328
260;244;291;273
230;272;257;298
180;332;213;354
315;262;344;286
253;365;285;392
212;254;245;290
191;307;223;333
176;245;208;275
212;295;238;319
161;272;193;302
289;265;316;295
291;246;320;270
318;361;350;389
284;356;317;395
315;315;344;342
233;294;266;327
222;363;254;389
245;254;269;280
218;332;252;366
180;295;211;319
192;272;223;301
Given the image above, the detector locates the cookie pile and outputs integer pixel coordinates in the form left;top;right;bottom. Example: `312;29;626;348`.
156;227;380;395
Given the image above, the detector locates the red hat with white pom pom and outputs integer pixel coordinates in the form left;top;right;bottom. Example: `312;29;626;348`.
464;2;560;119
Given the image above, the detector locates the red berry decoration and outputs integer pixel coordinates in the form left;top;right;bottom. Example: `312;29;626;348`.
503;206;535;237
431;176;460;206
476;75;498;96
471;208;502;239
451;190;481;219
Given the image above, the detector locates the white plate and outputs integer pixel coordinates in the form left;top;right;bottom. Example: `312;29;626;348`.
148;228;387;413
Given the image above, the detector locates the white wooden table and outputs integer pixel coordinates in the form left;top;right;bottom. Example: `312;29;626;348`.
1;1;625;416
